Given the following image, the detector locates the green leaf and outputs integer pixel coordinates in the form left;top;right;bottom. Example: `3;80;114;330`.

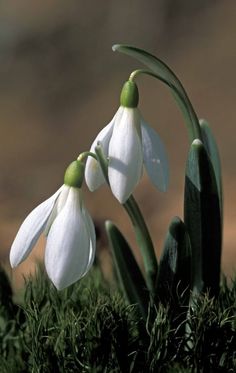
156;217;192;307
124;196;158;295
112;44;201;141
199;118;223;216
105;220;149;320
184;140;222;297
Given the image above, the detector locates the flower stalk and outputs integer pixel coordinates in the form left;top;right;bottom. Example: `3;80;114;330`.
113;45;202;142
128;68;202;142
123;196;158;294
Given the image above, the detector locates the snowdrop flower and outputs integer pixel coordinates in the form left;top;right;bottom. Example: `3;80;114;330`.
85;80;169;203
10;160;96;290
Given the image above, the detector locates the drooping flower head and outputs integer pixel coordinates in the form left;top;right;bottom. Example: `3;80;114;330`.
10;160;96;290
85;80;169;203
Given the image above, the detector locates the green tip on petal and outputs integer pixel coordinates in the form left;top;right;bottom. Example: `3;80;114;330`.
64;160;85;188
120;81;139;108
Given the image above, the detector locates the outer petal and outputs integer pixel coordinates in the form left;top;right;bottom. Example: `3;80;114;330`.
108;107;143;203
45;188;91;290
10;187;62;268
44;185;70;236
85;107;124;191
82;207;96;273
141;120;169;192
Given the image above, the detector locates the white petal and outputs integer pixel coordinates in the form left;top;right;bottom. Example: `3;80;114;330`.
108;108;143;203
85;114;115;190
10;187;62;268
85;122;113;191
82;207;96;273
44;185;70;236
85;107;124;191
141;120;169;192
45;188;91;290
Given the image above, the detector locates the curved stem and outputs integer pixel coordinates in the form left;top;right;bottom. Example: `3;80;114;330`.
113;44;203;142
94;143;109;184
129;69;158;82
129;68;202;142
77;151;97;162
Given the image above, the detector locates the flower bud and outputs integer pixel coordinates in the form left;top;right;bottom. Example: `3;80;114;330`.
120;80;139;108
64;160;85;188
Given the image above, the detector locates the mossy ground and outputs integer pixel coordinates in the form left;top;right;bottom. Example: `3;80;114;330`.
0;266;235;372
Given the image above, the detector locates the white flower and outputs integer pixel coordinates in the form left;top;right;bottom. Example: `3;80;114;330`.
10;185;96;290
85;106;169;203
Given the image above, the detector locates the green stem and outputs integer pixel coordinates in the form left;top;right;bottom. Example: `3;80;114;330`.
77;151;97;162
94;143;109;184
130;68;202;142
123;196;158;294
95;143;158;294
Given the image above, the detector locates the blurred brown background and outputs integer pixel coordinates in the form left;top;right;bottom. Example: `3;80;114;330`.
0;0;235;287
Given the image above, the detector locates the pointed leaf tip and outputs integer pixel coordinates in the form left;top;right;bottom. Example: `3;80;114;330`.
112;44;119;51
192;139;203;147
105;220;112;231
105;219;149;320
156;216;192;307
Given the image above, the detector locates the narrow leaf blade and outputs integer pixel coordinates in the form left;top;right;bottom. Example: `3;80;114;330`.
184;140;222;296
199;118;223;215
156;216;192;306
105;220;149;320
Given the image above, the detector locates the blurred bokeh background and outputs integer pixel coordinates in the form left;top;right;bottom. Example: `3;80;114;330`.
0;0;235;287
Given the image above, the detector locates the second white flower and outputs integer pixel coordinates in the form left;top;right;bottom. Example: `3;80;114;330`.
85;81;169;203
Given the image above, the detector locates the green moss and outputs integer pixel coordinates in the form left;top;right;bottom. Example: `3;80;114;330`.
0;266;235;372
